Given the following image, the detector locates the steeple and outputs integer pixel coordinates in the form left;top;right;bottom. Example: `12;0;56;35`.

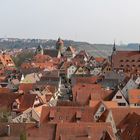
113;40;116;53
111;40;116;68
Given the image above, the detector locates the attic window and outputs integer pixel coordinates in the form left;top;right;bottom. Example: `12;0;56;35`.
76;111;82;120
100;107;105;112
116;96;122;99
49;110;55;120
118;103;126;106
120;65;124;67
126;65;130;67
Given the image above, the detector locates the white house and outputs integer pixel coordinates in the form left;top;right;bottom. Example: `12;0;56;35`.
67;65;77;79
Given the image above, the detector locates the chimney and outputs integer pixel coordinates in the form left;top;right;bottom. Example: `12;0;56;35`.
6;125;10;136
36;121;41;128
87;126;92;139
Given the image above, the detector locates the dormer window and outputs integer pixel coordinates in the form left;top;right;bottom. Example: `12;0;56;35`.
120;65;124;67
126;65;129;67
12;101;19;111
132;65;135;67
100;107;105;112
76;111;82;122
49;110;55;121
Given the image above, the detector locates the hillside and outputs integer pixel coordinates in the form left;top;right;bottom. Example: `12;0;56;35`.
0;38;137;57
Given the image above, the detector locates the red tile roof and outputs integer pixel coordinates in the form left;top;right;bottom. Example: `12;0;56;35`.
40;106;99;123
72;83;112;105
55;122;115;140
128;89;140;104
0;93;20;110
110;108;140;127
117;112;140;140
19;83;35;93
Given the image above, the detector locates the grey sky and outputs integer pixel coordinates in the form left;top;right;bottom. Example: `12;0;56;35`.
0;0;140;43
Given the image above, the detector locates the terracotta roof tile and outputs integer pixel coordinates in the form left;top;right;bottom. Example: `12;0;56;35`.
55;122;115;140
128;89;140;104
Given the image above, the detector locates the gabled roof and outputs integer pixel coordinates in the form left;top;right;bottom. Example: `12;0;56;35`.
66;46;76;54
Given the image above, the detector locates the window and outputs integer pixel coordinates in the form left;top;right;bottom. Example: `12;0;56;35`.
126;60;129;62
118;103;126;106
120;60;123;62
100;107;105;112
132;65;135;67
59;116;62;120
120;65;124;67
132;60;135;62
126;65;130;67
116;96;122;99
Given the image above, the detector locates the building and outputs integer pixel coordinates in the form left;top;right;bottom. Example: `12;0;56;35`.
111;45;140;73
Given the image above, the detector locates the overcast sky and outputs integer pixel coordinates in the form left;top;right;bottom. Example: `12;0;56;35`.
0;0;140;43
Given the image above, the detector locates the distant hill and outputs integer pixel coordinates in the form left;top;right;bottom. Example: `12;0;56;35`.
0;38;137;57
127;43;140;50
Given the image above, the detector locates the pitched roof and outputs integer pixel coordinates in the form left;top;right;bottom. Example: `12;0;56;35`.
72;83;113;105
66;46;76;54
19;83;35;93
95;57;106;63
117;112;140;140
44;49;59;58
114;51;140;57
55;122;115;140
128;89;140;104
40;106;99;123
110;108;140;127
89;101;118;109
0;93;19;110
18;93;37;112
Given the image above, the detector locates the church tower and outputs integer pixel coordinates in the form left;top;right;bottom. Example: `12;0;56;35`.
112;41;116;53
36;45;44;55
56;37;64;54
111;41;116;68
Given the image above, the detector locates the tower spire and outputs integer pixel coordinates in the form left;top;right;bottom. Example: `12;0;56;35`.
113;40;116;52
